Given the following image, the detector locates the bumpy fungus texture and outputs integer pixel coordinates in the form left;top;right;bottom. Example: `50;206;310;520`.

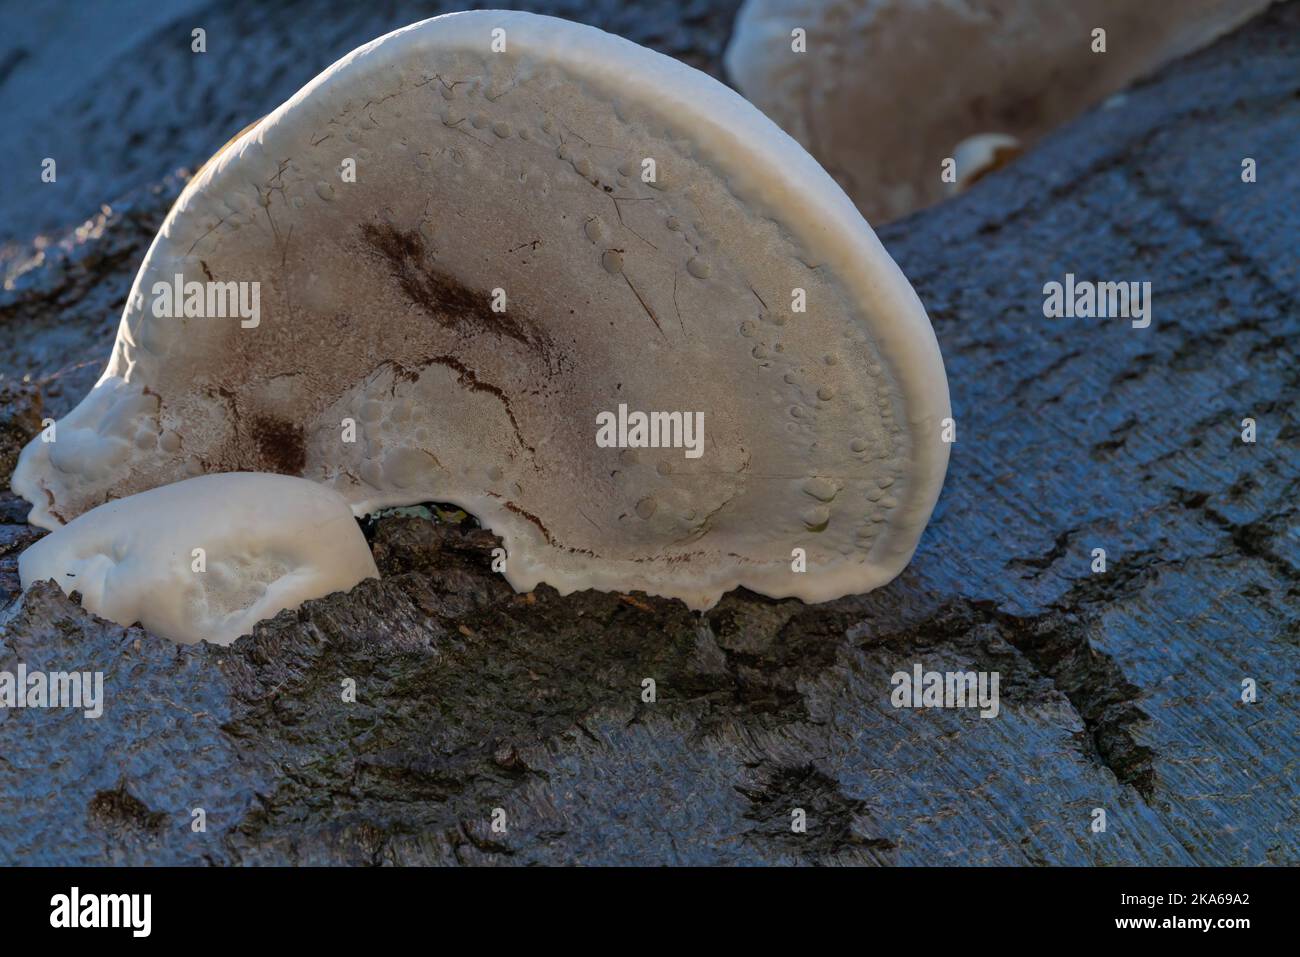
725;0;1270;222
18;473;379;645
12;11;950;610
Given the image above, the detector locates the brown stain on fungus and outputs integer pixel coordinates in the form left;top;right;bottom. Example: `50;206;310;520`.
421;354;536;457
360;222;552;358
249;415;307;475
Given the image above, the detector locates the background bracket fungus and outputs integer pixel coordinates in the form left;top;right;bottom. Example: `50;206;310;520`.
18;473;379;646
11;10;950;611
725;0;1272;222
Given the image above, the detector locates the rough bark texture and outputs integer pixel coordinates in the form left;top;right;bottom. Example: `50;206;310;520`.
0;1;1296;865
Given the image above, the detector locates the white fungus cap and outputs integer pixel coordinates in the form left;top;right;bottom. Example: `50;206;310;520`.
725;0;1271;222
18;473;379;645
13;11;950;610
946;133;1023;196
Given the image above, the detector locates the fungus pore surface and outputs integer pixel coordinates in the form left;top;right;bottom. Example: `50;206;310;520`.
18;473;379;645
12;11;950;610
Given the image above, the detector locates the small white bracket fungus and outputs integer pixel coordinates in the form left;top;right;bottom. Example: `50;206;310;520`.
725;0;1272;222
12;11;951;610
946;133;1023;196
18;473;378;645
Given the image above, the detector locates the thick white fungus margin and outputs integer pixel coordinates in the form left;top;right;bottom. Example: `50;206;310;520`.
18;473;379;645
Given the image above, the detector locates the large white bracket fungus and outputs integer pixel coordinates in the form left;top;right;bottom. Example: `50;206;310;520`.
12;11;950;610
18;473;379;645
725;0;1271;222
